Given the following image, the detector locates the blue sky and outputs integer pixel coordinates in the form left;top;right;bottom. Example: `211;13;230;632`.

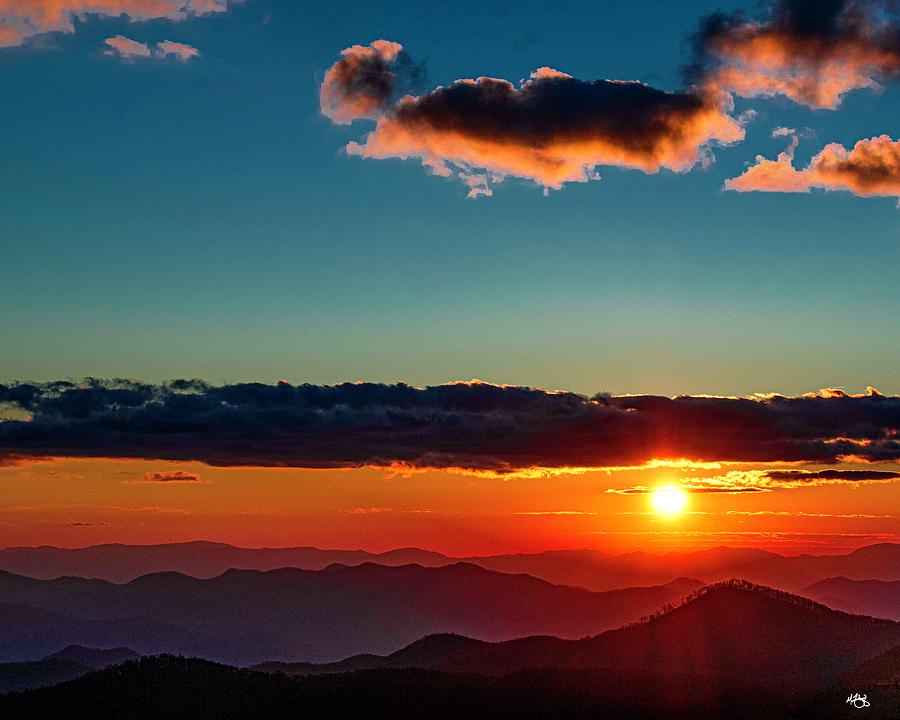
1;0;898;396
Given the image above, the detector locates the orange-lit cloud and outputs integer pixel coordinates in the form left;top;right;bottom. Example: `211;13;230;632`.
104;34;151;58
105;35;200;61
689;0;900;108
611;468;900;495
726;133;900;200
320;39;408;124
0;0;234;48
726;510;891;518
322;41;744;195
156;39;200;60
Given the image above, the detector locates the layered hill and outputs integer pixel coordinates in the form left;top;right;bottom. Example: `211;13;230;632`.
0;602;236;663
0;645;139;694
800;577;900;620
267;580;900;682
0;564;701;664
2;541;897;591
0;542;447;583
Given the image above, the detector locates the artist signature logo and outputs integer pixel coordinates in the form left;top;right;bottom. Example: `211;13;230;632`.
846;693;870;709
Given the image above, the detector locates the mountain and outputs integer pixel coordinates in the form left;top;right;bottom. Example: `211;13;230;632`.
0;564;702;664
0;541;449;583
0;602;237;663
462;543;900;592
2;653;896;720
0;658;89;695
398;580;900;679
800;577;900;620
46;645;140;668
0;646;140;694
253;633;490;675
3;541;898;592
842;644;900;686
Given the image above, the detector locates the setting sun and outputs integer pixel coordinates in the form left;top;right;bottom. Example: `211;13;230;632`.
651;485;688;515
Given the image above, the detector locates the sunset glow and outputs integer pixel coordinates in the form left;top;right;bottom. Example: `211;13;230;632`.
1;2;900;716
651;486;688;516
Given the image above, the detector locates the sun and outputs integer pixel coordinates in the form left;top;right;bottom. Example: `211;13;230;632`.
651;485;688;515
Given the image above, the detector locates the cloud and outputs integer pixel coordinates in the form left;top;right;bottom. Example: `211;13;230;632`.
320;39;420;124
322;40;744;195
607;484;767;495
104;34;150;59
610;468;900;494
0;1;234;48
130;470;206;484
726;510;891;518
725;133;900;200
156;39;200;61
1;380;899;473
105;35;201;61
687;0;900;109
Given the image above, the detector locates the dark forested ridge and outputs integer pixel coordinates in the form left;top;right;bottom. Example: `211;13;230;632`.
0;645;139;693
1;655;898;720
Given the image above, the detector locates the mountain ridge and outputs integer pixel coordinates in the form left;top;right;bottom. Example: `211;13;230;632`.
2;541;897;591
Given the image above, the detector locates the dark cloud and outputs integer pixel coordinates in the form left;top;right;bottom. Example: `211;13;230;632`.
1;380;898;472
608;485;766;495
133;470;206;484
323;43;743;195
763;469;900;482
686;0;900;108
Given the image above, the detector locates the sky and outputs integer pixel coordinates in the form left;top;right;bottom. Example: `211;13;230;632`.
0;0;898;554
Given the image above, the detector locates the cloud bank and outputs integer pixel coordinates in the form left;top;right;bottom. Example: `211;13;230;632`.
0;1;234;48
688;0;900;109
322;40;744;195
726;133;900;199
1;380;898;472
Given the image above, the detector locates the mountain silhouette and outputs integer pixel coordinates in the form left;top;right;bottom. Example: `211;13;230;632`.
842;643;900;686
0;564;702;664
0;541;448;583
464;543;900;591
253;633;490;675
0;645;139;694
0;602;237;663
2;541;897;591
46;645;140;668
381;580;900;680
3;651;898;720
800;577;900;620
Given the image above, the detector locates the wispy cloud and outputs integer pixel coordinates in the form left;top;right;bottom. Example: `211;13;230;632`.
726;510;892;518
105;35;201;62
104;34;151;59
